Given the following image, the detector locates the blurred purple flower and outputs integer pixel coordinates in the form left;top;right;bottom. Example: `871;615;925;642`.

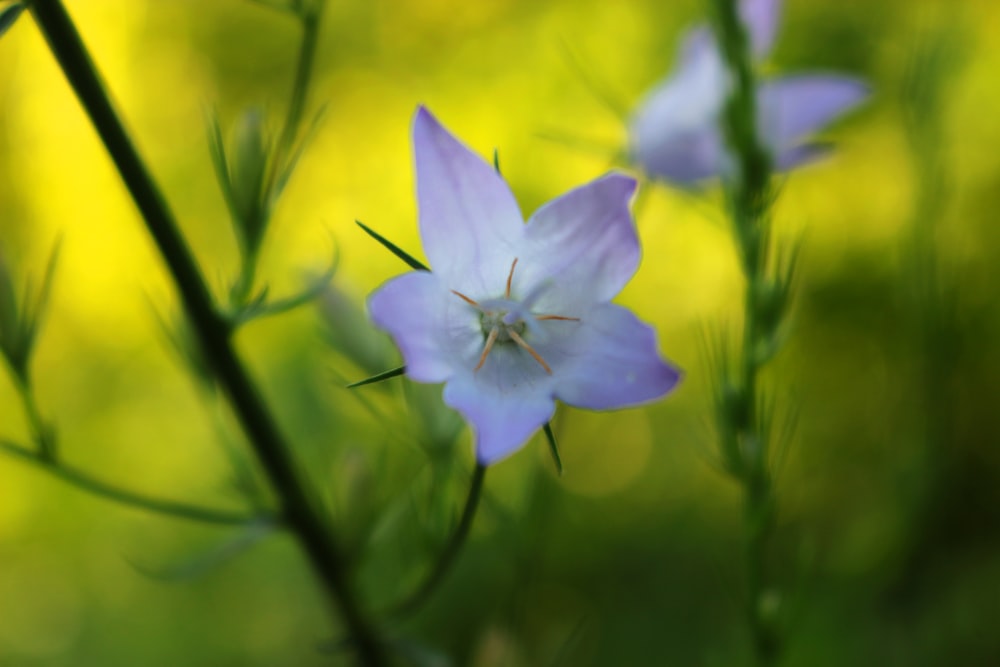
369;107;681;464
629;0;869;185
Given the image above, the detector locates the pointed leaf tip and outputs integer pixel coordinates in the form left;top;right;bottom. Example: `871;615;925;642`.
543;422;563;475
346;365;406;389
0;4;24;40
355;220;429;272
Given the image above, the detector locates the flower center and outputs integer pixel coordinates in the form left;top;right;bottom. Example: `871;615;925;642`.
451;258;579;375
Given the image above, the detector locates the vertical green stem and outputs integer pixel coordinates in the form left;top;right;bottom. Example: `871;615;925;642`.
24;1;386;664
709;0;780;664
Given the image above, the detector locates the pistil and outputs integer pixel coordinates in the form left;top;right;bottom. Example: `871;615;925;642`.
451;258;578;375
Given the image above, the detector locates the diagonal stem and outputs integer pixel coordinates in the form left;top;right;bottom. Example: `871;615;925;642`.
24;1;386;664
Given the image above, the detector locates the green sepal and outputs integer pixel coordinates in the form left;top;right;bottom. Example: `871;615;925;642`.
347;365;406;388
356;220;429;272
543;422;563;475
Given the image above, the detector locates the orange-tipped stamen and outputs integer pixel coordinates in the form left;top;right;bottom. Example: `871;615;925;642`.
535;314;581;322
451;290;481;309
507;329;553;374
475;327;500;372
505;258;519;299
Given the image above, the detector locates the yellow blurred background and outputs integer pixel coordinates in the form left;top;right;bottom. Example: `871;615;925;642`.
2;0;1000;664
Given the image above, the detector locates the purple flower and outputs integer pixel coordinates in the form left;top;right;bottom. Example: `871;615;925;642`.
369;107;681;465
629;0;869;185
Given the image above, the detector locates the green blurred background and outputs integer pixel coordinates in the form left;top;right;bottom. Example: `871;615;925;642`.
2;0;999;664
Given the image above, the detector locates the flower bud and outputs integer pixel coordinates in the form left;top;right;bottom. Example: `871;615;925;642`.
228;108;273;257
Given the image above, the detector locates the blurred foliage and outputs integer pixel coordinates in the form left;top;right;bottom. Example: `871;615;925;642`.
1;0;1000;665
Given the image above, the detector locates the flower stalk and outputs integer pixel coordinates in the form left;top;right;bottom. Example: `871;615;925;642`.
389;463;487;618
24;1;386;663
708;0;783;663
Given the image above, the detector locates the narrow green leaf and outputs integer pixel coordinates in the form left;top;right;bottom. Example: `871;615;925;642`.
356;220;429;272
129;518;276;581
558;38;629;120
543;422;563;475
205;109;239;226
228;242;339;327
0;4;24;40
535;129;620;159
149;301;214;388
0;438;264;525
21;237;61;350
347;365;406;388
0;248;20;359
272;102;328;202
492;148;501;174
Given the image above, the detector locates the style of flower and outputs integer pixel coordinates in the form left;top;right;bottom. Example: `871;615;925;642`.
369;107;681;464
629;0;870;185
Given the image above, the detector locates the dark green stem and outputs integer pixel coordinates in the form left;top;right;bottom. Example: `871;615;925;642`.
24;2;386;664
0;439;267;526
709;0;779;664
390;463;487;618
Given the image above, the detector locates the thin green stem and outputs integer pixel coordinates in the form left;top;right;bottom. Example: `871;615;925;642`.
0;439;267;526
275;0;324;166
709;0;780;664
230;0;324;309
230;244;261;308
24;2;386;664
390;463;487;619
11;371;53;459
